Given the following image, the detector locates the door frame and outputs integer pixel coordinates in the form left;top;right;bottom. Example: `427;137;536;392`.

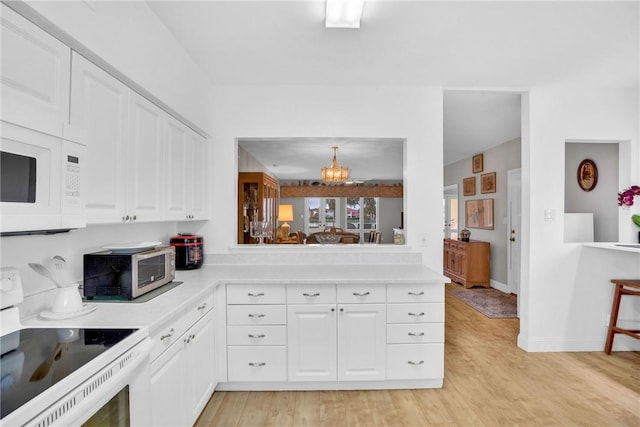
507;168;522;314
443;184;459;239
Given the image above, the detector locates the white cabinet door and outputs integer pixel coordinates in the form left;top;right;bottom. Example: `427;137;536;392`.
128;91;164;222
150;338;187;427
337;304;386;381
164;115;189;221
1;5;70;137
186;311;215;425
187;131;208;220
287;304;337;381
70;53;129;223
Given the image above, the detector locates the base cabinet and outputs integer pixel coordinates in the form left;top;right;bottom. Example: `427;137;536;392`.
223;282;441;390
149;295;215;426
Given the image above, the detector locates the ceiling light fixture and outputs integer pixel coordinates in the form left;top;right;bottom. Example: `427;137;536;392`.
321;146;349;183
325;0;364;29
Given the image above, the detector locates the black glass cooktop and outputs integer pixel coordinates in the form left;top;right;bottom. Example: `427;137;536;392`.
0;328;136;419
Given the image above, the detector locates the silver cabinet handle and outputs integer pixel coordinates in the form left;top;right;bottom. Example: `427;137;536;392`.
248;334;265;338
408;312;425;317
408;360;424;365
197;302;207;310
408;291;425;296
353;291;370;296
408;332;425;337
248;362;266;367
303;292;320;297
248;313;266;318
160;328;175;341
248;292;265;297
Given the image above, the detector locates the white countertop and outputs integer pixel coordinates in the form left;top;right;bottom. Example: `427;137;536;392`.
583;242;640;254
21;263;448;334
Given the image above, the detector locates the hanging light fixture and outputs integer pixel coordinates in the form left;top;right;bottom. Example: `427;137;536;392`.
321;146;349;183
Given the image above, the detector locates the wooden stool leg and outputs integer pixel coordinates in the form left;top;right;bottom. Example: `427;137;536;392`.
605;284;623;354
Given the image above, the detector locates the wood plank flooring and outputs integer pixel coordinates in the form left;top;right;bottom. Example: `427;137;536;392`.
195;284;640;426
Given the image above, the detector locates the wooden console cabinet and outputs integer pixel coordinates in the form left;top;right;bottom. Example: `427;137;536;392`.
238;172;279;244
443;238;490;288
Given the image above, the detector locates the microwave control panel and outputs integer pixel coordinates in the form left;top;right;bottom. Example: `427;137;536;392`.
62;140;86;212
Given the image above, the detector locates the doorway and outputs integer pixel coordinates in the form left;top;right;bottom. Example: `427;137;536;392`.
507;168;522;312
443;184;459;239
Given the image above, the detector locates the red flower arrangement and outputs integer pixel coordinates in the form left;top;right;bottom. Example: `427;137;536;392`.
618;185;640;207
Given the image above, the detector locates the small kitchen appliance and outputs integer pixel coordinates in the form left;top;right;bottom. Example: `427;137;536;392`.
170;233;204;270
83;245;175;300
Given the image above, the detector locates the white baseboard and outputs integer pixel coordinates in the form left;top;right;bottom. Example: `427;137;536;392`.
518;335;640;352
490;279;509;293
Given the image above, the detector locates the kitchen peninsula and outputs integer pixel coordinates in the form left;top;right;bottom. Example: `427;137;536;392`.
19;259;447;425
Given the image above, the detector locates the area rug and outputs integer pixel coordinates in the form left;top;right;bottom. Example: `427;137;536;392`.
447;287;517;318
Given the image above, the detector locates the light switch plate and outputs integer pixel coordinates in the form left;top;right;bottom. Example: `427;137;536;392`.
544;209;555;221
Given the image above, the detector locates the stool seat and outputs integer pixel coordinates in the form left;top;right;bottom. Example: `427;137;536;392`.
605;279;640;354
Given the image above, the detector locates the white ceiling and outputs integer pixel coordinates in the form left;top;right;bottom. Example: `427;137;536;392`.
147;0;637;175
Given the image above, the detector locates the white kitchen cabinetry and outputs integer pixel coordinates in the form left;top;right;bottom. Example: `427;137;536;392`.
287;283;386;382
226;284;287;382
70;53;129;223
149;292;215;427
164;118;208;221
127;91;164;222
385;284;444;380
0;4;70;137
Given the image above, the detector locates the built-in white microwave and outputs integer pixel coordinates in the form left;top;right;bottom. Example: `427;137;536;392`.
0;121;86;235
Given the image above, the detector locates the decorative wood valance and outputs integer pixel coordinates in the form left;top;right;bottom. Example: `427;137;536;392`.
280;184;403;198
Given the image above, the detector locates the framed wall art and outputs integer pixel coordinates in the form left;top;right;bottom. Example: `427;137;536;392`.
577;159;598;192
465;198;494;230
481;172;496;194
472;153;484;173
463;177;476;196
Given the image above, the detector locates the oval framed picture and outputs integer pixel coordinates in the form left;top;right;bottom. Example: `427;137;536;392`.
577;159;598;192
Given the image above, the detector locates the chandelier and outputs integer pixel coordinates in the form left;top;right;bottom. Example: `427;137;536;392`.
321;146;349;183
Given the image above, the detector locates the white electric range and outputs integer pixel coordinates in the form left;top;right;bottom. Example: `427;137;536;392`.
0;267;152;426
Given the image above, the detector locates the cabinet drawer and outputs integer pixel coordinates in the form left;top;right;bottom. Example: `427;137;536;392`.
227;305;286;325
386;284;443;303
337;283;385;303
386;323;444;344
287;284;336;304
227;325;286;346
227;284;286;304
227;346;287;382
386;303;444;323
386;343;444;379
150;315;190;362
182;291;215;330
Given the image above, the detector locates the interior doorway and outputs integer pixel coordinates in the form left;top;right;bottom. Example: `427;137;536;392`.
443;184;459;239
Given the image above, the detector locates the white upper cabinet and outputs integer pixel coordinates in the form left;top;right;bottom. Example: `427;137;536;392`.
128;91;165;222
164;118;209;221
1;4;70;137
70;53;129;223
187;131;208;220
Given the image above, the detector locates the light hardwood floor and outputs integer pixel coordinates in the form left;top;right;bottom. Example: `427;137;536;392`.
195;284;640;426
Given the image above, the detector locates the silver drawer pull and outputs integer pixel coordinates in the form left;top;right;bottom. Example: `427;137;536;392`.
408;360;424;366
408;291;425;296
408;312;425;317
197;302;207;310
303;292;320;297
248;334;266;338
160;328;175;341
353;291;371;296
408;332;425;337
248;313;266;318
248;292;265;297
248;362;266;367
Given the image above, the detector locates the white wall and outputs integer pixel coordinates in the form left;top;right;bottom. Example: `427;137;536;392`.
203;85;444;271
564;143;619;242
19;0;214;134
444;138;521;287
522;80;640;352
